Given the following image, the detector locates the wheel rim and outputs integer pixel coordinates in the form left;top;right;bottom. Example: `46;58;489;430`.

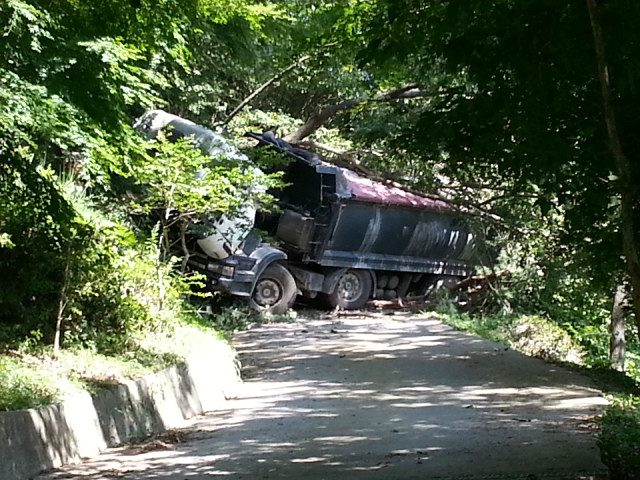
253;278;282;307
336;272;362;301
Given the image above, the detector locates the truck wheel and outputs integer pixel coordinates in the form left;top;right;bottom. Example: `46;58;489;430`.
250;264;297;314
326;269;373;310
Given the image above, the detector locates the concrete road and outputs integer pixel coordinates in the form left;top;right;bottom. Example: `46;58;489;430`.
41;313;609;480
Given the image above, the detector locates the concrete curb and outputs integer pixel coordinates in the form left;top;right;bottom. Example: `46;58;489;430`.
0;339;241;480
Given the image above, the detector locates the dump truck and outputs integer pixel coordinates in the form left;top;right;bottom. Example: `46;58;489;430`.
135;110;477;313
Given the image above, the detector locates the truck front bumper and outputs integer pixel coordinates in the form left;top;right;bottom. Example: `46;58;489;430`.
188;254;256;297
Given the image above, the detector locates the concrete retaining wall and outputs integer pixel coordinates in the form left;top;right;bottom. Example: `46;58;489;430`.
0;340;241;480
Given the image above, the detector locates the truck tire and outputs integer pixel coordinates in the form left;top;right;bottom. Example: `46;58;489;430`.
250;264;297;314
326;269;373;310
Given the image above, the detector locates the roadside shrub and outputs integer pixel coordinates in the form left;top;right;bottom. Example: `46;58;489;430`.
511;315;584;364
432;310;515;345
599;396;640;480
205;302;261;334
437;311;584;364
59;235;201;353
0;357;64;411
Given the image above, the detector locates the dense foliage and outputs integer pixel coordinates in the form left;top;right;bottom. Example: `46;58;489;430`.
380;0;638;361
0;0;287;349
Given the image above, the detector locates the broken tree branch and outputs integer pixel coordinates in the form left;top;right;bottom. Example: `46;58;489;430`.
293;140;450;204
284;84;427;143
449;270;511;292
217;54;312;127
443;182;534;193
293;140;525;234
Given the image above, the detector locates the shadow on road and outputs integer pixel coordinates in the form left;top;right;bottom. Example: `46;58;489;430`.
43;313;609;480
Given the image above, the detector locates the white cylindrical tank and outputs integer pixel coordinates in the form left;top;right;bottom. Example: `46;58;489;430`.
134;110;264;259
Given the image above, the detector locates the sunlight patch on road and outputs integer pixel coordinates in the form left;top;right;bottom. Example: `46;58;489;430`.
290;456;326;463
313;435;371;444
547;395;608;409
391;401;438;408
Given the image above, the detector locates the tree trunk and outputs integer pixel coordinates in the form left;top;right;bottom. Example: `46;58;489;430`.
610;283;626;371
54;258;70;352
587;0;640;341
180;221;190;273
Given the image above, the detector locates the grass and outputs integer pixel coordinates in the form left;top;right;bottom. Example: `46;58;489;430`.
0;316;226;411
0;301;297;412
0;356;72;411
431;310;515;345
205;300;300;339
598;396;640;480
432;310;584;363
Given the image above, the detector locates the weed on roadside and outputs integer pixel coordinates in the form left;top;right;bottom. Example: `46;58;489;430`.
0;316;224;411
0;356;72;411
598;395;640;480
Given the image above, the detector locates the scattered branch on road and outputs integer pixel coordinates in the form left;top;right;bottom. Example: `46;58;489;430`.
369;295;431;311
449;270;511;293
335;310;382;318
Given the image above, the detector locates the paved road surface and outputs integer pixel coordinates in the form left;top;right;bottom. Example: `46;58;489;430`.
41;313;609;479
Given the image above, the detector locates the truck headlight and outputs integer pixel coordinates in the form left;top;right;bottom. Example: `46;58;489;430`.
221;265;235;277
206;262;235;277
